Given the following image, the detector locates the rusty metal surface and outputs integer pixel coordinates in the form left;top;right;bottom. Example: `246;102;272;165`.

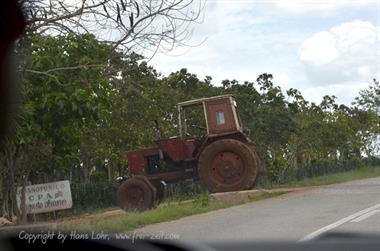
205;98;237;135
209;151;245;186
194;132;252;160
158;137;196;161
134;175;157;202
158;137;185;161
198;139;258;192
117;177;155;211
147;170;194;183
127;138;197;176
127;147;159;175
207;131;252;144
183;138;197;159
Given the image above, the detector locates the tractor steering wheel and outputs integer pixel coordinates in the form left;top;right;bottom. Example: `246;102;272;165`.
189;124;207;138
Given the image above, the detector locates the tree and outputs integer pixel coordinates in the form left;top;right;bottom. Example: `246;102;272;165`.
355;79;380;115
353;79;380;156
0;33;119;221
21;0;205;56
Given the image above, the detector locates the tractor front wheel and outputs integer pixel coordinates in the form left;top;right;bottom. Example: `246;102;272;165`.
117;177;155;211
198;139;258;192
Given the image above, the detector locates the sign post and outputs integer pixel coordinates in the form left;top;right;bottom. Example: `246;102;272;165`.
16;180;73;214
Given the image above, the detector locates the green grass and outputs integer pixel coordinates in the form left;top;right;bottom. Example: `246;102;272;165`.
55;206;119;221
272;166;380;188
61;192;286;232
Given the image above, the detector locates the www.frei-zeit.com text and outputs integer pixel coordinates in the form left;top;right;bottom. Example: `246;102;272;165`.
18;230;180;244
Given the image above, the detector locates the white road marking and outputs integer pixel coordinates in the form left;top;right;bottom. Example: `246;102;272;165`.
300;203;380;241
351;209;380;223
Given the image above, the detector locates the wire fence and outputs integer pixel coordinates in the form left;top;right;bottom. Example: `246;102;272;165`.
35;157;380;220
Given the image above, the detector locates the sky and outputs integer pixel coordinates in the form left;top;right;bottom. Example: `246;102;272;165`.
149;0;380;105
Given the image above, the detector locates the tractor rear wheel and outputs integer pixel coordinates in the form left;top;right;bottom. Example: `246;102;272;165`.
198;139;258;192
117;178;154;211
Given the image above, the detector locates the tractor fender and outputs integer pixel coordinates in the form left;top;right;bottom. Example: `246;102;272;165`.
195;132;252;160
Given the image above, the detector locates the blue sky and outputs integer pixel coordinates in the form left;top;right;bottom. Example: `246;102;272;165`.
150;0;380;105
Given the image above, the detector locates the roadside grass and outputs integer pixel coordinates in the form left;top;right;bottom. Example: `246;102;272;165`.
271;166;380;189
60;166;380;232
55;206;119;222
61;192;286;232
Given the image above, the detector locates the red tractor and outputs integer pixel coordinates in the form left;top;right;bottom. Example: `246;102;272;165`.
117;94;260;211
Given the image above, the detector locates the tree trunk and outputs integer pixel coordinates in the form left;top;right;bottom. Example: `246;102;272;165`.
10;183;19;222
69;167;72;183
2;188;9;218
83;158;90;183
107;163;112;184
8;161;19;221
20;176;27;224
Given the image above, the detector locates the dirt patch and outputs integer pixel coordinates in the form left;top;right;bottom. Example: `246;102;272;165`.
209;187;308;206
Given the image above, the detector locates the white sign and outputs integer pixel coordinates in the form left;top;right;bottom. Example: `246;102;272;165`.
16;180;72;214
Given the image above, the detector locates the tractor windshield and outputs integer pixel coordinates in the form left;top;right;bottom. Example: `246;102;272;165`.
178;104;207;138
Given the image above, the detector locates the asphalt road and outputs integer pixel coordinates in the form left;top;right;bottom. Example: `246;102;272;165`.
135;177;380;242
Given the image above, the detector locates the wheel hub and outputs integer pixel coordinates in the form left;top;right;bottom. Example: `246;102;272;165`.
125;186;144;206
210;151;244;185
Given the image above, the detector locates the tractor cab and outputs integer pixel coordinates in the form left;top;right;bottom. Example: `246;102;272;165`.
177;94;244;138
153;95;250;168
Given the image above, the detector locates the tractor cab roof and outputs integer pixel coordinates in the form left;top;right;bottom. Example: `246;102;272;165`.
177;94;235;108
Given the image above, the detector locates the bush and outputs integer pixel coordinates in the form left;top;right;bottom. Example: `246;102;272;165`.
166;180;206;200
255;157;369;187
69;182;118;213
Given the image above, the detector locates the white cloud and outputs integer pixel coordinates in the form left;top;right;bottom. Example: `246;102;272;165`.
150;0;305;86
149;2;378;105
299;20;380;86
300;32;338;65
302;82;369;104
273;0;377;16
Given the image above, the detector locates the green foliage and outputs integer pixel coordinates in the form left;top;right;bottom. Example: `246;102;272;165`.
1;32;379;218
266;166;380;189
69;183;118;213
